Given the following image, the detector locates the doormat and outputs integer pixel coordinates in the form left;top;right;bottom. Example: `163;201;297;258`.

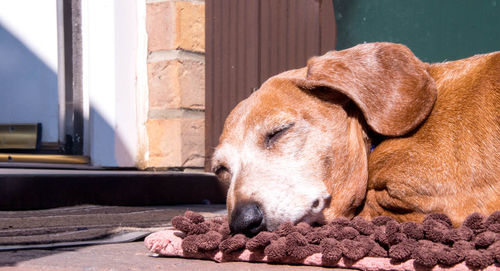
145;211;500;270
0;204;226;250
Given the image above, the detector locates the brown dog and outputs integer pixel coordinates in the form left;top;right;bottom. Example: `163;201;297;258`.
211;42;500;236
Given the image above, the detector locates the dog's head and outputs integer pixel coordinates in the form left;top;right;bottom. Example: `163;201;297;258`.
212;42;437;236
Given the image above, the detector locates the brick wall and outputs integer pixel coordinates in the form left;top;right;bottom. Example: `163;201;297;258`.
145;0;205;170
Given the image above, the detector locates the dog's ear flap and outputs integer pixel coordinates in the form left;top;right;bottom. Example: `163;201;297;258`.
303;42;437;136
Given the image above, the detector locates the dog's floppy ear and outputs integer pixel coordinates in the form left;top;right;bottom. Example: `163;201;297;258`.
304;42;437;136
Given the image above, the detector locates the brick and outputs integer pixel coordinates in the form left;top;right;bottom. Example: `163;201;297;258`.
179;58;205;109
148;56;205;111
176;1;205;52
147;1;205;53
146;2;177;52
146;119;182;167
180;118;205;167
146;118;205;168
148;60;181;110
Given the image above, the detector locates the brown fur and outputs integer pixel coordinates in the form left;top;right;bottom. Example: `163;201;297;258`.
362;49;500;225
213;42;500;228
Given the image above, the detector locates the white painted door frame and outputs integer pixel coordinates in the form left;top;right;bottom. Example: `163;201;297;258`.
81;0;148;167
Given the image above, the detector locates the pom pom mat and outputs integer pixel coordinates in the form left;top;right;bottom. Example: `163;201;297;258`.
145;211;500;270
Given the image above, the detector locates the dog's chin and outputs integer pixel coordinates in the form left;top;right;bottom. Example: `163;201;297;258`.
297;212;327;226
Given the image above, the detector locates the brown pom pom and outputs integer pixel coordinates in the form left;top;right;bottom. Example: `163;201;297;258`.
453;240;475;252
444;226;473;243
284;232;310;260
373;227;390;248
295;222;312;235
184;210;205;224
203;220;218;232
386;221;406;245
189;221;210;235
320;238;343;264
326;224;344;240
353;235;379;258
305;228;328;244
489;224;500;235
285;231;308;247
372;216;396;226
354;235;376;252
171;215;194;234
265;237;287;262
340;239;370;261
219;233;248;253
330;217;351;227
246;231;278;251
350;216;375;235
197;231;223;251
181;235;199;254
275;222;295;237
463;212;486;234
211;216;227;225
385;220;400;236
314;225;331;239
338;226;359;240
487;240;500;262
388;238;417;262
423;213;452;228
288;244;321;261
485;211;500;233
367;242;388;257
438;246;464;267
412;240;440;267
465;249;494;269
217;222;231;240
285;232;321;261
401;221;424;240
423;218;449;243
388;232;407;246
474;231;498;248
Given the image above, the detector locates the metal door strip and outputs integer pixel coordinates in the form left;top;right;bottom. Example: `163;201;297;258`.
0;154;89;164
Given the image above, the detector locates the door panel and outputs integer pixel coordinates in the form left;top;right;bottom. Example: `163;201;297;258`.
0;1;59;144
333;0;500;62
205;0;336;168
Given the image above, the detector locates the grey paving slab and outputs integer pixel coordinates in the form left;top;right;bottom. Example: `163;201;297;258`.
0;241;353;271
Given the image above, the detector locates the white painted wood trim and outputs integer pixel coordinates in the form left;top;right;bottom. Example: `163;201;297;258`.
56;0;66;144
81;0;148;167
135;0;150;169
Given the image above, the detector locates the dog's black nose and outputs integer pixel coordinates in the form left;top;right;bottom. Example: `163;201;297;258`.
230;202;265;236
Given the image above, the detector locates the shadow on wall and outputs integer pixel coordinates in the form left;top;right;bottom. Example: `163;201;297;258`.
0;23;136;166
0;23;59;143
89;106;135;168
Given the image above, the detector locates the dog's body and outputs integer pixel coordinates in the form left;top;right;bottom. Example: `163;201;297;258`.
363;50;500;225
212;42;500;235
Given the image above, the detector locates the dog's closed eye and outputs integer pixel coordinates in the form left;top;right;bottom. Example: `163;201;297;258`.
265;123;295;149
213;164;232;183
214;164;229;176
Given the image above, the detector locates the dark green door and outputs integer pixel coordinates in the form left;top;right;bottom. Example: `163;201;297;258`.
333;0;500;62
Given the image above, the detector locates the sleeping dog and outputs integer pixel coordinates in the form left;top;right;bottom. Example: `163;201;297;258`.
211;42;500;236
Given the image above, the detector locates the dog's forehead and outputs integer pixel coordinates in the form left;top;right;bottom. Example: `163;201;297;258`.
220;72;308;145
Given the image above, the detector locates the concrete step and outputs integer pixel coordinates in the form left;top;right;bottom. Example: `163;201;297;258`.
0;168;225;210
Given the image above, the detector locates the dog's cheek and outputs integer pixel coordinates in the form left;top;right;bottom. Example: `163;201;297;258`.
316;116;369;219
